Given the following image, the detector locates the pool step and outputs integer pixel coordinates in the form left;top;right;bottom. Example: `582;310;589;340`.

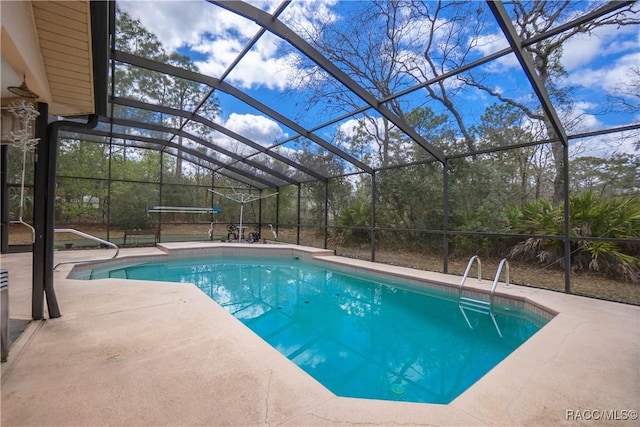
459;296;491;313
108;269;128;279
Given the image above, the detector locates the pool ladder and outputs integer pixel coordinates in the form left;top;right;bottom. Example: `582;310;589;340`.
458;256;510;338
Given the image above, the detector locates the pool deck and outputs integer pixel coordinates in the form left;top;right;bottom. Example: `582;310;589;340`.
1;244;639;426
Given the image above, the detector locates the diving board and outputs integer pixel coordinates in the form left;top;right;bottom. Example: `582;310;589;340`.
146;205;223;214
146;205;223;239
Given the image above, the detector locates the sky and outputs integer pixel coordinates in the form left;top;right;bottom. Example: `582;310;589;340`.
117;0;639;161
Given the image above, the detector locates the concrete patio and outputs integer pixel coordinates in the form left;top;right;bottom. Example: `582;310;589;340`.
1;245;638;426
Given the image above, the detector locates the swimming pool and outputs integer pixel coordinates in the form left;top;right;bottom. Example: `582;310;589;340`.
74;253;550;404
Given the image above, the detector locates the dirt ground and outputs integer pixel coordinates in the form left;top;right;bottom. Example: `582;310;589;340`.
7;223;638;306
337;247;639;306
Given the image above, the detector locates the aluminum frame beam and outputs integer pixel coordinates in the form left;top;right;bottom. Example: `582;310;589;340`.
108;116;289;187
70;129;219;171
77;131;269;189
210;0;446;165
487;1;568;146
78;129;271;189
112;96;326;182
101;121;278;189
166;2;291;148
112;51;372;175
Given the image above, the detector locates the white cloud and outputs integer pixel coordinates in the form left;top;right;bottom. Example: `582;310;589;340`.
469;31;519;73
214;37;303;90
571;129;639;158
280;0;338;35
561;24;638;71
119;1;258;52
561;102;603;133
473;33;509;56
118;0;332;91
560;33;603;72
336;118;362;140
224;113;286;146
563;52;639;100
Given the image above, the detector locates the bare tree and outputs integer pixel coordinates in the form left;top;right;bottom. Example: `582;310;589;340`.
288;0;637;202
609;65;640;113
460;0;639;202
288;1;483;166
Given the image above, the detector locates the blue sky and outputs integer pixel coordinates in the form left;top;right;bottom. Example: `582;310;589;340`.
118;0;639;161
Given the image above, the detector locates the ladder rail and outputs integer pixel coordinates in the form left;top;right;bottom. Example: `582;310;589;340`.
458;256;509;338
489;258;510;307
458;255;481;299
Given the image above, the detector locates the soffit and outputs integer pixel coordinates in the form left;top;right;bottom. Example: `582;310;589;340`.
1;1;94;116
31;1;94;116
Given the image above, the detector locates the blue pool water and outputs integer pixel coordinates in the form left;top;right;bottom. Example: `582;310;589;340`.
82;256;548;404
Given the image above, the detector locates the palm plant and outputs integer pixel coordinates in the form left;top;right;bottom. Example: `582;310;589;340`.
507;193;640;282
335;202;371;244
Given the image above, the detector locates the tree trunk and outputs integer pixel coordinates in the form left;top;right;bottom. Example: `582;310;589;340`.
545;118;565;203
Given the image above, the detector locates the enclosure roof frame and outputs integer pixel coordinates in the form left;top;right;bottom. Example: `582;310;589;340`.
55;0;637;190
211;0;447;165
106;116;286;188
112;50;373;176
65;128;269;187
111;96;327;182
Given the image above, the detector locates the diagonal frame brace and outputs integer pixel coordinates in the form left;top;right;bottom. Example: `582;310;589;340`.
210;0;446;164
487;1;568;146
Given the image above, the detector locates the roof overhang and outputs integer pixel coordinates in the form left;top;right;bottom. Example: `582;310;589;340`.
1;0;94;116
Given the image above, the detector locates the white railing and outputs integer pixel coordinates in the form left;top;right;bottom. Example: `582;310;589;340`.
458;255;482;299
53;228;119;270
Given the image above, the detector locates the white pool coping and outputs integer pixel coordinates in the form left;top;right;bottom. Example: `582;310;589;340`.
2;244;639;426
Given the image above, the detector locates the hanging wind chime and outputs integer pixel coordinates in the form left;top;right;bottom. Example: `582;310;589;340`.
7;99;40;243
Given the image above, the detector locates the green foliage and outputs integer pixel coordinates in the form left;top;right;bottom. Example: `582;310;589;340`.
109;182;158;229
115;6;220;179
570;154;639;198
276;185;299;225
335;201;370;244
507;193;640;282
8;190;33;221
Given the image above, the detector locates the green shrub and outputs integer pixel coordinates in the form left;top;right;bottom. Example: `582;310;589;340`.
507;193;640;282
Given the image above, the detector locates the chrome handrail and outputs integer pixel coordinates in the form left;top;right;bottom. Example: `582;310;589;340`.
54;228;119;270
458;255;505;338
489;258;510;306
458;255;482;299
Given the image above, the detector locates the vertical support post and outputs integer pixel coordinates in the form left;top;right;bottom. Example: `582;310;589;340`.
32;102;47;320
106;138;113;242
258;189;263;237
239;198;244;243
443;160;449;274
1;145;8;253
210;173;215;240
106;0;116;243
158;151;164;242
33;102;61;319
370;171;376;262
563;144;571;293
323;179;329;249
296;183;301;245
275;188;280;238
